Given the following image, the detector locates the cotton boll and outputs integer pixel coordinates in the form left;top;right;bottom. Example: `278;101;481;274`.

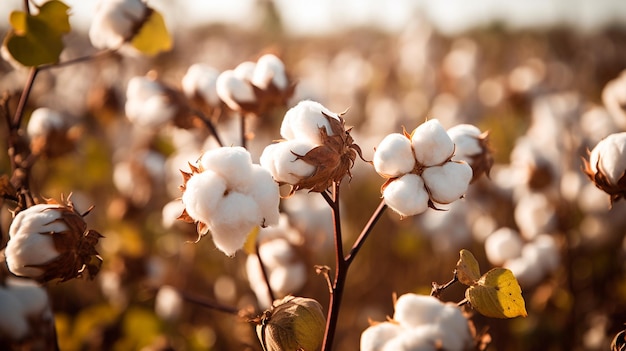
199;147;254;192
0;288;29;340
5;278;51;320
181;170;227;225
280;100;339;143
438;304;471;350
264;140;316;184
381;325;441;351
252;54;288;91
161;200;186;229
373;133;416;178
383;174;429;217
393;294;444;328
422;161;472;204
26;108;65;138
529;234;560;273
484;227;524;266
155;285;183;322
208;192;261;256
247;165;280;227
268;262;307;296
360;322;404;351
589;132;626;185
182;64;221;106
89;0;147;50
447;124;483;160
411;119;455;166
125;76;176;128
505;256;544;288
216;70;256;111
233;61;256;82
259;238;296;268
514;192;557;240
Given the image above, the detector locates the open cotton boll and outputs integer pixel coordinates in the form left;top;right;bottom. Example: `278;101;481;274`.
411;119;455;166
182;64;221;106
589;132;626;185
268;262;307;296
216;70;256;111
514;192;557;240
447;124;483;160
181;170;227;225
422;161;472;204
393;294;445;328
360;322;404;351
125;76;176;128
155;285;183;322
89;0;147;50
0;288;29;340
259;238;296;268
438;304;472;349
233;61;256;82
280;100;339;143
383;174;429;217
252;54;288;91
529;234;560;273
373;133;416;178
208;192;261;256
199;147;254;192
381;325;442;351
247;165;280;227
484;227;524;266
262;140;316;184
505;256;544;288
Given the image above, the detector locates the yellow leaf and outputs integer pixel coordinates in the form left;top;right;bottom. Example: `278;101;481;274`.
466;268;527;318
9;11;27;33
131;10;172;56
243;225;260;255
456;249;481;286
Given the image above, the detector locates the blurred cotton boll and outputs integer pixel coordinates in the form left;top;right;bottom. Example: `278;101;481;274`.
179;147;280;255
252;54;289;91
125;74;178;128
216;69;256;112
282;193;333;251
26;107;78;158
602;69;626;130
484;227;524;266
514;192;557;240
361;293;471;351
155;285;184;322
447;124;493;181
182;63;221;107
89;0;148;51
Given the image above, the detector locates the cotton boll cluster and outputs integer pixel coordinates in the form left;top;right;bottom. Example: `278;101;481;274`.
484;227;560;287
373;119;473;217
178;146;280;256
216;54;294;114
89;0;149;52
246;215;307;308
361;294;472;351
583;132;626;205
0;278;53;346
261;100;361;194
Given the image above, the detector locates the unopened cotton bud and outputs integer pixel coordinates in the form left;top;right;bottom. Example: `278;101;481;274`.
373;133;416;178
484;227;523;266
411;119;455;166
280;100;339;143
383;174;429;217
422;161;472;204
255;296;326;351
89;0;148;50
360;322;404;351
252;54;288;91
215;69;256;111
182;64;221;106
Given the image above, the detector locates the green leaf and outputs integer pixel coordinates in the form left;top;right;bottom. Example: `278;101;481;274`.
130;9;172;56
465;268;528;319
3;0;71;66
456;249;481;286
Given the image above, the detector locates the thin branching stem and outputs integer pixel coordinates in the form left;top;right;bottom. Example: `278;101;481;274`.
240;112;248;149
193;108;224;147
178;289;240;315
39;49;116;71
12;67;39;128
431;271;459;298
255;239;276;304
345;199;387;265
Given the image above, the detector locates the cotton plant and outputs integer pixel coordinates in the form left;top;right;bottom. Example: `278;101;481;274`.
178;146;280;256
360;293;472;351
373;119;474;217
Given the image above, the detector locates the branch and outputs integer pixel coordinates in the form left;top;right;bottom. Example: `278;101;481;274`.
192;108;224;147
345;199;387;265
431;271;459;298
255;239;276;304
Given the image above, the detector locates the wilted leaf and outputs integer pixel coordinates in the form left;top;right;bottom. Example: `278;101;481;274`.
466;268;527;319
456;249;481;286
131;10;172;56
4;0;71;66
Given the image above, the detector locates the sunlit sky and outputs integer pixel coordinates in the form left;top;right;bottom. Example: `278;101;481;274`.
2;0;626;35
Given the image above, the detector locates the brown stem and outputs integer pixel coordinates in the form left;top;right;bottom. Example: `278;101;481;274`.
431;271;459;298
193;108;224;147
255;239;276;304
345;200;387;265
38;49;116;71
240;112;248;149
177;288;240;315
12;67;39;128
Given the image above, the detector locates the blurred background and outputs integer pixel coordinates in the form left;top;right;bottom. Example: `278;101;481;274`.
2;0;626;350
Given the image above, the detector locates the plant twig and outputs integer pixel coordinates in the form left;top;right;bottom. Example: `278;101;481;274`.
178;288;240;315
255;239;276;304
12;67;39;128
192;108;224;147
345;199;387;265
431;271;459;298
39;49;116;71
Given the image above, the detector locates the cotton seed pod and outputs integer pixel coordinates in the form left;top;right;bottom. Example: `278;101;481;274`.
5;200;103;283
255;296;326;351
583;132;626;205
